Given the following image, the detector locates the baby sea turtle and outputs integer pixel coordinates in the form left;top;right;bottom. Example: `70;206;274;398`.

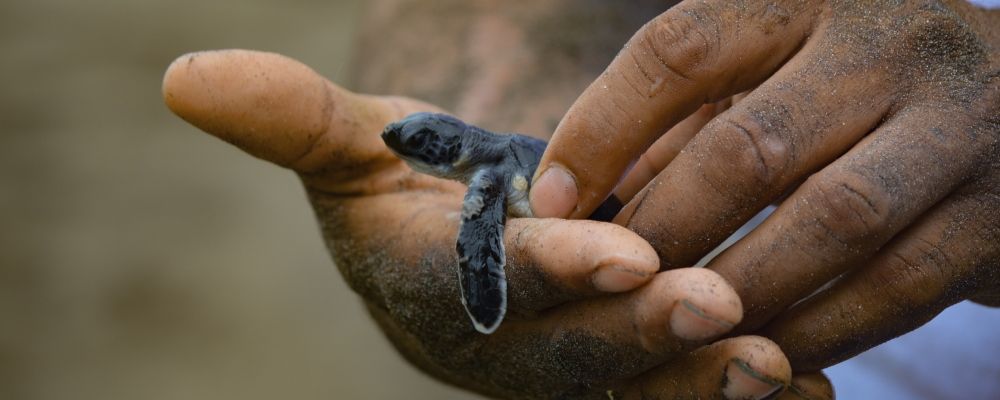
382;112;621;334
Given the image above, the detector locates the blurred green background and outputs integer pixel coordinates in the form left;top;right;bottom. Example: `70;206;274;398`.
0;0;474;398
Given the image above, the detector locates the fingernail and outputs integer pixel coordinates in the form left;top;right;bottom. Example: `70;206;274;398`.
669;299;735;341
723;358;785;400
591;265;648;292
529;166;577;218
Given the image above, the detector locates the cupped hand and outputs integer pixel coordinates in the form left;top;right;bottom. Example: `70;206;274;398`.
530;0;999;372
162;50;825;399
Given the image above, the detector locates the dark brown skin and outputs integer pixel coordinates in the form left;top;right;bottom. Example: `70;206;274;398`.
530;0;1000;374
170;0;1000;398
161;52;794;399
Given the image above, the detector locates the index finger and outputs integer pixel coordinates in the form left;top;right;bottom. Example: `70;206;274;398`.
529;0;817;218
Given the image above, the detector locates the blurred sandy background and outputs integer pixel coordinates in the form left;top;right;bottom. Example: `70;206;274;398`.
0;0;475;398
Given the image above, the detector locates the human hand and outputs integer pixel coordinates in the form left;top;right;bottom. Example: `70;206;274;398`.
163;50;825;399
529;0;999;372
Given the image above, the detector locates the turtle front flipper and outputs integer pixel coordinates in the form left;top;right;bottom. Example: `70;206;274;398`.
456;169;508;334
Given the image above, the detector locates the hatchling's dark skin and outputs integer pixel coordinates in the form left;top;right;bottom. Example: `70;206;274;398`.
382;112;622;334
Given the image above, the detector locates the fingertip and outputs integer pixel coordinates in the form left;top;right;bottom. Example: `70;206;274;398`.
162;49;332;166
669;298;736;341
509;218;658;301
529;165;578;218
657;268;743;342
162;52;216;121
721;336;792;400
682;268;744;326
632;268;743;352
625;335;792;400
592;239;660;293
590;229;659;292
781;372;835;400
162;52;191;109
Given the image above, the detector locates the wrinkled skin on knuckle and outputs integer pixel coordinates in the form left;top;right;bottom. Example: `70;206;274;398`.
635;2;721;84
792;268;947;370
704;111;792;193
876;242;957;311
959;177;1000;303
971;234;1000;301
772;267;943;372
780;304;927;371
800;170;894;249
894;2;989;77
781;182;999;370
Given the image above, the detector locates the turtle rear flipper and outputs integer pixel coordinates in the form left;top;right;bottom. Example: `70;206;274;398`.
456;169;508;334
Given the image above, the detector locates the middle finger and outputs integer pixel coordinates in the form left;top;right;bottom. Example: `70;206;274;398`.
623;31;895;268
708;103;985;330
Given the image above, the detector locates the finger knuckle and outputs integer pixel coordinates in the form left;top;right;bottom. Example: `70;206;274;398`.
871;240;955;309
700;112;791;195
896;4;987;75
636;5;720;82
912;3;962;29
803;170;893;246
905;6;968;46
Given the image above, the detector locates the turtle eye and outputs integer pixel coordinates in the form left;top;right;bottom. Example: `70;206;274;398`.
407;128;435;149
444;133;462;146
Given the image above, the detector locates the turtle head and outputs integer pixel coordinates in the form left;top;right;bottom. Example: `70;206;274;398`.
382;112;475;179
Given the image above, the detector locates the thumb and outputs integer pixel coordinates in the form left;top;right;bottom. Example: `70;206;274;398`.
163;49;442;182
